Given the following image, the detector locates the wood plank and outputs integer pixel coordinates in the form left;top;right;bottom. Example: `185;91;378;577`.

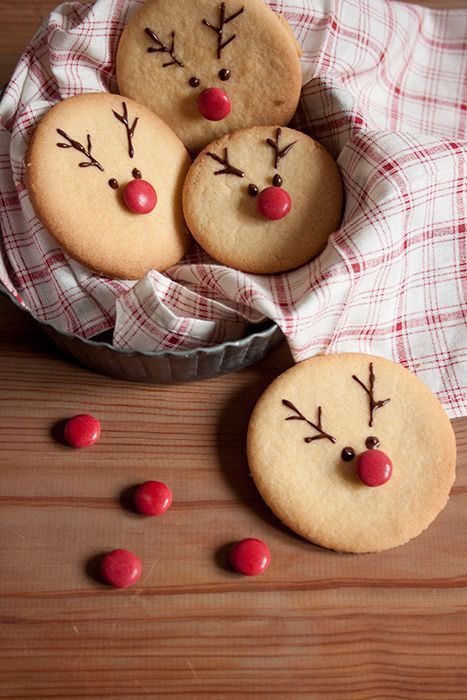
0;292;466;698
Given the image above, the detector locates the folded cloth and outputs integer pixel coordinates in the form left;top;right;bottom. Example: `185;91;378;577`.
0;0;465;416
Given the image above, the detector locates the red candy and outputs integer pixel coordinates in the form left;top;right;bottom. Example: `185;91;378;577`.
230;538;271;576
63;414;101;448
134;481;172;516
257;186;292;220
100;549;142;588
197;87;231;121
357;449;393;487
123;179;157;214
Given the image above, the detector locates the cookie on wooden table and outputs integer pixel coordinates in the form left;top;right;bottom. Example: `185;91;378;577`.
247;353;456;553
116;0;302;154
26;93;191;280
182;126;343;273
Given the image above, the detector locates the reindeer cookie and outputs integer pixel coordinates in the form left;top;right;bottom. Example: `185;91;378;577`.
182;126;343;273
116;0;302;154
247;354;456;553
26;93;191;280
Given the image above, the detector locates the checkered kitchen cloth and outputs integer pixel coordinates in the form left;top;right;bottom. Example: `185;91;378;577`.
0;0;465;416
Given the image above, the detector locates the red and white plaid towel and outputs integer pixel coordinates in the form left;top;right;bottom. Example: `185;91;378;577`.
0;0;465;416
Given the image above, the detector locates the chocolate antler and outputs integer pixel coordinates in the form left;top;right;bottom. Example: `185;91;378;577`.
144;27;184;68
352;362;390;427
266;128;297;170
56;129;104;172
112;102;139;159
202;2;245;59
282;400;336;444
206;148;244;177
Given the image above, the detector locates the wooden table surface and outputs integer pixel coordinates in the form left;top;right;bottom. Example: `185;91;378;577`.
1;1;466;698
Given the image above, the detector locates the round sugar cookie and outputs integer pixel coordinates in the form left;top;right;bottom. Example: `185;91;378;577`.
26;93;192;280
116;0;302;154
182;126;343;273
247;353;456;553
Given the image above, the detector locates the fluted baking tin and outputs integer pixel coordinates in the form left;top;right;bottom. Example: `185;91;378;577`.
0;284;283;383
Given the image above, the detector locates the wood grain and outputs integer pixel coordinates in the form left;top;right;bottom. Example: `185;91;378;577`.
1;1;467;697
1;294;466;699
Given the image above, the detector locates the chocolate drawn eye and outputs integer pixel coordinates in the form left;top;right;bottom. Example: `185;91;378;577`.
108;178;119;189
132;168;142;180
189;77;200;88
248;184;259;197
218;68;230;81
341;447;355;462
273;174;282;187
366;436;380;449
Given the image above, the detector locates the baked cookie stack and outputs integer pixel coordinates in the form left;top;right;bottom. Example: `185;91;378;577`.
26;0;343;279
24;0;456;553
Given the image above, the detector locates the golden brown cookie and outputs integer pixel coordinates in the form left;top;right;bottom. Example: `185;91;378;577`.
182;126;343;273
116;0;302;154
26;92;191;280
247;353;456;553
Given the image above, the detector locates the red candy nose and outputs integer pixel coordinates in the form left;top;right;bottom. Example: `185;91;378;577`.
357;449;392;487
197;87;231;121
257;186;292;221
123;179;157;214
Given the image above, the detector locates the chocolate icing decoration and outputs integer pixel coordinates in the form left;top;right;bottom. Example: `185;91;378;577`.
112;102;139;159
248;184;258;197
273;174;282;187
56;129;104;172
282;399;336;444
207;148;244;177
202;2;245;59
132;168;142;179
219;68;230;81
266;128;297;170
145;27;184;67
341;447;355;462
189;77;200;88
108;178;119;189
352;363;390;427
366;436;380;450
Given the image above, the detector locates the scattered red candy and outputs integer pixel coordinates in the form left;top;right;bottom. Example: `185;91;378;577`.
197;87;231;121
123;179;157;214
134;481;172;516
63;414;101;448
100;549;142;588
357;449;393;487
230;538;271;576
257;186;292;220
